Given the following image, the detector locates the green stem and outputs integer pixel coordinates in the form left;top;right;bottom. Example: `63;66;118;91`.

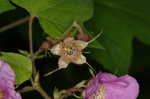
73;94;82;99
86;62;96;77
36;85;52;99
72;22;84;35
53;22;76;45
44;69;60;77
88;29;103;44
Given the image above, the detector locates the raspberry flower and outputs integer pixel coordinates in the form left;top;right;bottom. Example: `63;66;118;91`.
83;72;139;99
0;60;22;99
51;37;88;69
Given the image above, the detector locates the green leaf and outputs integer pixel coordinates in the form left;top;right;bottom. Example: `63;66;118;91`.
11;0;93;38
95;0;150;45
86;0;150;75
0;52;32;85
0;0;15;14
85;4;133;75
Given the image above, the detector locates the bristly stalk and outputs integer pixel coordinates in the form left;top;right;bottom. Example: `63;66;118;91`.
28;16;52;99
28;16;37;78
0;16;30;33
28;16;34;55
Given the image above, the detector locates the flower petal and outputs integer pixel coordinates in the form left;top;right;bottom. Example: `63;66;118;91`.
64;37;74;42
96;72;117;82
50;43;61;55
0;60;16;87
76;40;88;49
83;72;140;99
73;54;86;64
58;57;70;69
82;78;100;99
0;60;22;99
5;88;22;99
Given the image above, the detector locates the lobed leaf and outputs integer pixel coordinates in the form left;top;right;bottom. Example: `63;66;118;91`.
11;0;93;38
0;0;15;14
86;4;132;75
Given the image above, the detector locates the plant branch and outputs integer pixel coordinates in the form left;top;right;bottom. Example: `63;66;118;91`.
72;22;85;35
28;16;52;99
17;87;34;93
33;47;44;58
0;16;30;33
36;85;52;99
86;62;96;77
61;87;84;98
53;22;75;45
28;16;34;55
56;21;86;44
28;16;37;78
32;73;52;99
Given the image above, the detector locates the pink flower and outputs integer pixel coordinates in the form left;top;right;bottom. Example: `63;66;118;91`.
83;72;139;99
0;60;22;99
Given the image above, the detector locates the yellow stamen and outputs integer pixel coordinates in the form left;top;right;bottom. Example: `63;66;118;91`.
64;46;75;55
98;85;105;99
0;90;4;99
91;85;105;99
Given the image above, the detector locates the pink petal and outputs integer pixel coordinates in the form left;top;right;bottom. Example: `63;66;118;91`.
83;72;139;99
51;43;61;55
58;57;70;69
0;60;22;99
64;37;74;42
76;40;88;49
73;54;86;64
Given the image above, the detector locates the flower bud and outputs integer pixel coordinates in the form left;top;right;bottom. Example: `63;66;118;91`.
41;41;52;49
76;33;90;42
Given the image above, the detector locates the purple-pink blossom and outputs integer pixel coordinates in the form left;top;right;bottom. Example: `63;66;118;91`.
0;60;22;99
83;72;139;99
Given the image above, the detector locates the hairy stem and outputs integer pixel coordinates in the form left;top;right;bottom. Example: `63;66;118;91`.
28;16;37;78
0;16;30;33
33;48;44;57
36;85;52;99
28;16;52;99
53;21;81;44
72;22;85;35
86;62;96;77
53;22;75;45
17;87;34;93
28;16;34;55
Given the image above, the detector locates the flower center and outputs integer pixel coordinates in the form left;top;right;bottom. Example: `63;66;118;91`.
91;85;105;99
64;45;76;56
97;85;105;99
0;90;5;99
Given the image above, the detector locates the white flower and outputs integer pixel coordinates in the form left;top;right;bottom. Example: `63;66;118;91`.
50;37;88;69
